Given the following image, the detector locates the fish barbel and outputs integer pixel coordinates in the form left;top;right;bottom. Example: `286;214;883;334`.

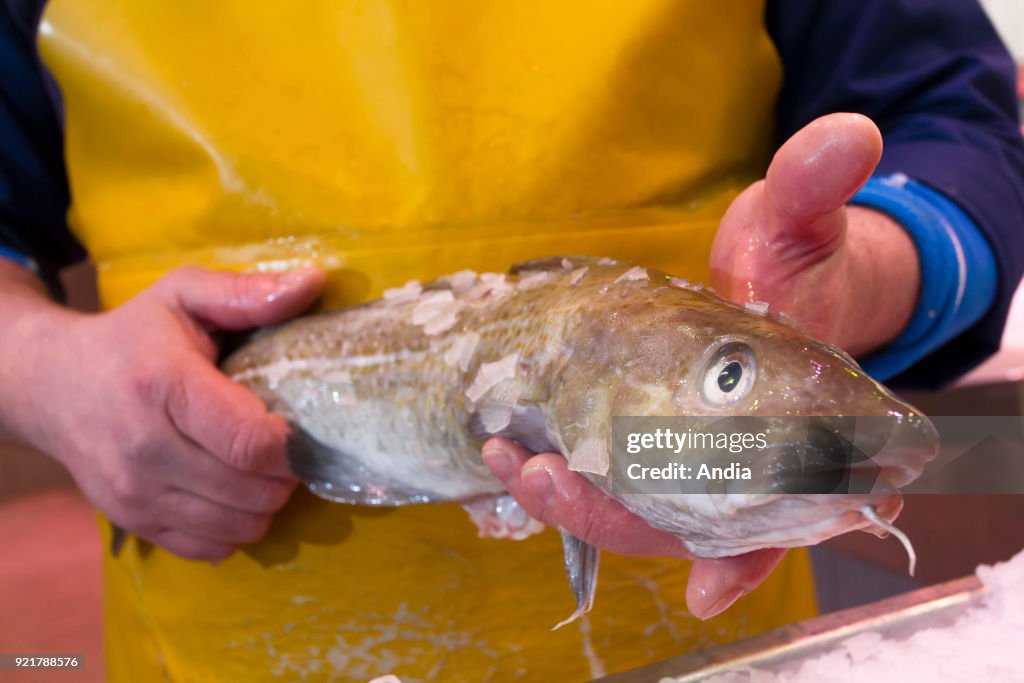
222;256;938;622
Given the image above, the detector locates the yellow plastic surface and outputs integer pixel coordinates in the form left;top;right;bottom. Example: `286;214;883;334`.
40;1;816;680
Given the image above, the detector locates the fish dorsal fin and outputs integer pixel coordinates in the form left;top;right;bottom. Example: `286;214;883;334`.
509;255;626;275
287;427;439;505
553;531;601;630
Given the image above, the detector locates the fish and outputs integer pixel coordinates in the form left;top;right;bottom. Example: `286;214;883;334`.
221;256;938;624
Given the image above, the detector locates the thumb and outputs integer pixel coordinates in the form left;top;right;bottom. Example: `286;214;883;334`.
156;266;326;330
763;113;882;247
686;548;787;620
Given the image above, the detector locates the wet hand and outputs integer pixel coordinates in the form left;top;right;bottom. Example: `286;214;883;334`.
711;112;919;355
483;438;786;620
9;266;324;561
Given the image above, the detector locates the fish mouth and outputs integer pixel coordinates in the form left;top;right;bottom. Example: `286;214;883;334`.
610;413;935;559
622;412;934;558
857;493;902;532
755;414;939;496
624;490;905;559
863;413;940;488
762;452;893;496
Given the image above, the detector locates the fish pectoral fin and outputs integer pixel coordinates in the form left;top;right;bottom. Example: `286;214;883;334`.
553;531;601;630
287;427;439;505
509;255;624;275
467;403;562;455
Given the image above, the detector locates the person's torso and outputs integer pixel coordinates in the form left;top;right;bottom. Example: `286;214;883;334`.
39;2;815;681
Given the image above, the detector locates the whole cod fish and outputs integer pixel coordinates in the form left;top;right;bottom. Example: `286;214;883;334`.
223;256;937;623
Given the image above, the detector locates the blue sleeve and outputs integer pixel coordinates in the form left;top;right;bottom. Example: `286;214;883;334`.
0;0;82;298
766;0;1024;389
850;176;996;380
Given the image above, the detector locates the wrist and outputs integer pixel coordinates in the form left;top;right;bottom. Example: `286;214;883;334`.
0;265;84;445
849;175;997;381
837;205;920;356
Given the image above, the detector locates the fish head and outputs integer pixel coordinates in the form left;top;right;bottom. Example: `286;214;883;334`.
553;277;938;558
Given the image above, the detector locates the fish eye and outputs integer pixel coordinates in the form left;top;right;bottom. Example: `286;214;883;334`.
702;343;756;407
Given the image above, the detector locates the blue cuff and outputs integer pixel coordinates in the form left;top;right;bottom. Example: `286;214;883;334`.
0;246;38;273
849;175;997;380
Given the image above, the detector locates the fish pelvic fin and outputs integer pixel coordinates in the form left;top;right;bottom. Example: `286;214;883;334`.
467;403;561;455
553;531;601;630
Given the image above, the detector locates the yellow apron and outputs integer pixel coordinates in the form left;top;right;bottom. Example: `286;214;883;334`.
40;2;816;680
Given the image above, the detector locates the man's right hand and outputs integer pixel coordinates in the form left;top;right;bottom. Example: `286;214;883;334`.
0;262;324;561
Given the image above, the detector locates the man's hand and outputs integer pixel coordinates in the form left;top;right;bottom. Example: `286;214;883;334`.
482;439;787;620
484;113;921;619
711;113;919;355
0;264;324;561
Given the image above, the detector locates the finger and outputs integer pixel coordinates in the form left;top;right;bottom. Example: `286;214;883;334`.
164;357;294;478
764;113;882;245
158;434;297;513
483;438;691;558
709;114;883;319
685;548;787;620
158;489;274;545
155;266;325;330
149;528;237;563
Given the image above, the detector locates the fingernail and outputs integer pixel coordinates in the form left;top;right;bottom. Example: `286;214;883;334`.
698;587;745;621
522;465;555;506
482;444;514;482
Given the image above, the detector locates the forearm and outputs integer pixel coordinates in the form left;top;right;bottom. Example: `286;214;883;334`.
0;259;81;443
